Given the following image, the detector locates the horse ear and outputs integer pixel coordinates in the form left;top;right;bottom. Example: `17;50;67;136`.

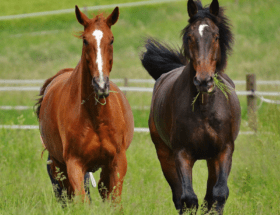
187;0;198;18
106;7;119;28
75;5;89;26
210;0;219;16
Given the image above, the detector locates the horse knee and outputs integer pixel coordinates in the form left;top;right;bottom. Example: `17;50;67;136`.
181;193;198;209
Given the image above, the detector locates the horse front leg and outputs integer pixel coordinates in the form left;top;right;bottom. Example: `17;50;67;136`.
66;158;89;202
98;150;127;204
204;143;233;215
175;150;198;214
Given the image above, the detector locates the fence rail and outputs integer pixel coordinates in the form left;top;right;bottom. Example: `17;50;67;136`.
0;124;257;135
0;124;150;132
0;105;150;110
0;86;279;96
1;79;280;85
0;76;279;133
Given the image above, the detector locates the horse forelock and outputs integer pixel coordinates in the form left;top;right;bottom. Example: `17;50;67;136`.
181;1;233;72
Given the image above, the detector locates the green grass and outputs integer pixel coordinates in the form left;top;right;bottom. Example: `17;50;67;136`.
0;0;280;214
0;0;150;16
0;108;280;214
1;0;280;80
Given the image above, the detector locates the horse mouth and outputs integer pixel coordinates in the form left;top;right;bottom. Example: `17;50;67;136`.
97;88;109;98
207;85;215;93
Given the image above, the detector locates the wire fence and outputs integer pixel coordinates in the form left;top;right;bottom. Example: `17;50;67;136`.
0;86;280;97
0;124;258;135
0;79;279;105
0;78;279;133
1;79;280;85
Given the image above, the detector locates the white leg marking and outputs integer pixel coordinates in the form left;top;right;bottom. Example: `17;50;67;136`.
199;24;208;37
89;172;97;187
92;30;105;88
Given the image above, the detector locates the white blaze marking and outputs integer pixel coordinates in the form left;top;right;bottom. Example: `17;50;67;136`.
199;24;208;37
92;30;105;88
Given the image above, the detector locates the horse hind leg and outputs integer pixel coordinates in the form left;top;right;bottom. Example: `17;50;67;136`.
47;154;67;201
48;156;91;203
204;144;233;215
84;172;92;202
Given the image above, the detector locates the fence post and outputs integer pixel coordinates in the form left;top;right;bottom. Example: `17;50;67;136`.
124;77;128;96
246;74;257;132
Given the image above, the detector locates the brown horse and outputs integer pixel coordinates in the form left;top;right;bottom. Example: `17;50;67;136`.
35;6;134;203
141;0;240;214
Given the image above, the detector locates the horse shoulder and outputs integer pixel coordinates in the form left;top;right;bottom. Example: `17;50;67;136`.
220;73;235;89
150;66;185;148
219;74;241;141
108;81;134;148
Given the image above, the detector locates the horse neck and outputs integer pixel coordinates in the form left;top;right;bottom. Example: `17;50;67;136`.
181;62;198;96
79;56;94;100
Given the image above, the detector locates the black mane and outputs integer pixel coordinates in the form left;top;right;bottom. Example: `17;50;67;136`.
182;0;233;72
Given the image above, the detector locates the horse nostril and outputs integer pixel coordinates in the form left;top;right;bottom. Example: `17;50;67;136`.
193;76;201;86
206;76;214;86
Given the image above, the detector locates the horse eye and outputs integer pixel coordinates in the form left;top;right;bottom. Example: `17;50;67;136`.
215;36;219;41
110;39;114;45
83;39;89;46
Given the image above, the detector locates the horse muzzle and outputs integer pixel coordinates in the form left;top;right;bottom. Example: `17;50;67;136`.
92;76;110;98
193;75;215;93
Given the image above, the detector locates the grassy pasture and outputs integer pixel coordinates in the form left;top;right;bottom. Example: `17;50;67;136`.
0;0;280;214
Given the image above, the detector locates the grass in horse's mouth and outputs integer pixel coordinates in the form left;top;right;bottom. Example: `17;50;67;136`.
192;74;234;111
213;73;234;100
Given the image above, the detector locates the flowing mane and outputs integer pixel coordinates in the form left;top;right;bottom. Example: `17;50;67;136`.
182;0;233;72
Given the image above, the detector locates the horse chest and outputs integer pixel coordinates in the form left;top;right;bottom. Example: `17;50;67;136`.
189;118;219;144
174;112;229;159
66;123;120;161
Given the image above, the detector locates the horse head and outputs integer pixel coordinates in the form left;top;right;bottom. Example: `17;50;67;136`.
75;6;119;98
183;0;232;93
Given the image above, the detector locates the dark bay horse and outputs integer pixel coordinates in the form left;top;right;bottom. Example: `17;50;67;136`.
141;0;240;214
35;6;134;203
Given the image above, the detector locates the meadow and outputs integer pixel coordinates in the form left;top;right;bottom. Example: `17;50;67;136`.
0;0;280;214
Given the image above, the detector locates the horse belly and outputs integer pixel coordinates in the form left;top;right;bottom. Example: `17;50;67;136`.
40;117;64;163
39;74;71;163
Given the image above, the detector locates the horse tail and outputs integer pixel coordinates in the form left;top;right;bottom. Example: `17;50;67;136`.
141;38;188;80
34;68;73;119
